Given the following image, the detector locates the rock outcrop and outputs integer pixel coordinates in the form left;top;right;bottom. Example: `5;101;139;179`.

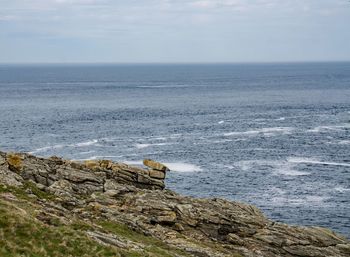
1;152;166;191
0;151;349;257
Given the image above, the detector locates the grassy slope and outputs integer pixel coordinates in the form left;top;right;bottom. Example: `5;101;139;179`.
0;184;190;257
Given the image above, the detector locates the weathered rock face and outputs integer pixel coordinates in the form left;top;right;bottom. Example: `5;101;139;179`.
0;152;166;191
0;150;349;257
143;159;169;172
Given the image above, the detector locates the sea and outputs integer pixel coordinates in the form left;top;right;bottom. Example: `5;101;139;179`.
0;62;349;237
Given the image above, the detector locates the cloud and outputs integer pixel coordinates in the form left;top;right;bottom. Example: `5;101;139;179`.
190;0;247;9
0;0;349;63
0;15;18;21
54;0;101;4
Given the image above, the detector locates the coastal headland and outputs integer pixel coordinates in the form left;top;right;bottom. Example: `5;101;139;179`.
0;151;349;257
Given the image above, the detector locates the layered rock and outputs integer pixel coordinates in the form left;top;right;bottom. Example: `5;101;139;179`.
0;151;349;257
144;159;169;179
0;152;166;192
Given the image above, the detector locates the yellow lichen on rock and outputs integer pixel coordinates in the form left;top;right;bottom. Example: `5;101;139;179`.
84;160;100;170
99;160;113;169
6;153;23;172
143;159;169;172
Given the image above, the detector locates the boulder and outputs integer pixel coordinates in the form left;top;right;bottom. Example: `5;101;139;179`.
143;159;169;172
6;153;23;172
149;169;166;179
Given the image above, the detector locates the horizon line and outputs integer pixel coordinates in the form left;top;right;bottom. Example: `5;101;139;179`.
1;60;350;66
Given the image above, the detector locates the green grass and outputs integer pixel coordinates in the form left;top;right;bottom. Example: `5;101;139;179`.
24;181;57;201
0;201;121;257
0;182;56;202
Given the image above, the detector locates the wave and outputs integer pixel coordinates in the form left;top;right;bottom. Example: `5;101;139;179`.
307;124;350;133
234;157;349;177
73;139;99;147
200;139;235;144
164;162;202;173
287;157;350;167
334;186;350;193
153;137;167;141
136;85;189;88
275;117;286;121
75;150;96;155
268;187;286;195
253;117;285;122
78;155;125;161
224;127;294;137
29;139;100;154
135;143;174;149
29;144;65;154
234;159;310;176
274;168;310;176
270;195;329;206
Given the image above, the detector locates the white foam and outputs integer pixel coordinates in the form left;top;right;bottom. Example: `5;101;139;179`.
218;120;225;124
83;155;123;160
274;168;310;176
73;139;99;147
214;163;235;170
164;162;203;172
307;124;350;133
136;85;189;88
135;143;174;149
305;195;329;203
334;186;350;193
270;195;328;206
206;139;234;144
269;187;286;195
29;139;100;154
29;144;65;154
287;157;350;167
235;159;310;176
75;150;96;155
224;127;294;137
275;117;286;121
235;160;256;171
223;165;235;169
307;127;321;133
153;137;167;141
135;144;150;149
338;140;350;145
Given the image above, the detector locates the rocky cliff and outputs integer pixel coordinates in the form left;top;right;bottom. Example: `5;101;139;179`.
0;151;349;257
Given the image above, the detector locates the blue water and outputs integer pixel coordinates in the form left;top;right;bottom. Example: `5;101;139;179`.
0;63;349;237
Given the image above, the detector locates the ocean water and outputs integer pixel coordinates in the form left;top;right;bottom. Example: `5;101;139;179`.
0;63;349;237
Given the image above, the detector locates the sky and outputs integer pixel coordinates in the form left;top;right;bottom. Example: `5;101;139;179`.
0;0;349;63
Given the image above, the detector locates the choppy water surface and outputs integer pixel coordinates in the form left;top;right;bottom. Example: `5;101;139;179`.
0;63;349;237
